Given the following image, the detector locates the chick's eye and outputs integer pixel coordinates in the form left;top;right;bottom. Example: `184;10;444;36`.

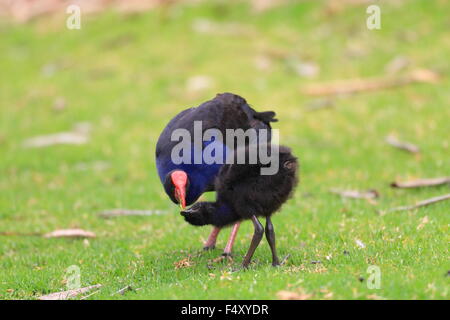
283;160;295;170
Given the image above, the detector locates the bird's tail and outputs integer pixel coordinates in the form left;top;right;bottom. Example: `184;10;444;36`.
254;111;278;124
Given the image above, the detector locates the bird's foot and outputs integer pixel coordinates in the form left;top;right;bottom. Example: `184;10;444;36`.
203;245;216;251
241;258;256;269
211;253;233;264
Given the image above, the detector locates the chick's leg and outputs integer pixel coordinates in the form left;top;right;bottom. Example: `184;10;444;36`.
242;216;264;268
265;217;280;266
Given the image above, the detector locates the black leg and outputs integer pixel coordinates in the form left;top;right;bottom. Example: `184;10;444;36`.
242;216;264;268
265;217;280;266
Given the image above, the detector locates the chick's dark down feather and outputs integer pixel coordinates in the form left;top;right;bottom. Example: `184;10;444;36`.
181;145;299;227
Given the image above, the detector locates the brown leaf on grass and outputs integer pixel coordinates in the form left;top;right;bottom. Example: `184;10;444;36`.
417;216;429;230
174;257;194;269
23;132;88;148
379;193;450;215
1;0;173;23
330;188;379;199
211;255;233;264
324;0;371;16
43;229;96;239
385;135;420;154
302;69;440;96
284;265;306;273
277;289;312;300
366;294;387;300
251;0;286;13
385;56;410;74
114;0;169;14
38;284;102;300
320;288;334;299
286;58;320;78
391;177;450;189
22;123;91;148
220;271;233;281
312;265;328;274
330;188;379;203
98;209;167;218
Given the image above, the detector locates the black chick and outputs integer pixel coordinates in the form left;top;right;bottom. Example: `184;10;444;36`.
181;144;299;268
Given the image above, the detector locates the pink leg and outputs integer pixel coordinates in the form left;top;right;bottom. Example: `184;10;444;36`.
203;226;221;250
223;222;241;256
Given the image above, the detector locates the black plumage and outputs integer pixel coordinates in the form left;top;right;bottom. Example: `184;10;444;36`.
181;144;299;267
156;92;278;207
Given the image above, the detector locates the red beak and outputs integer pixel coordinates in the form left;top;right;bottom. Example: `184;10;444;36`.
171;171;187;209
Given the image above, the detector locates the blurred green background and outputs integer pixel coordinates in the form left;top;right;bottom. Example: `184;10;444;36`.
0;0;448;299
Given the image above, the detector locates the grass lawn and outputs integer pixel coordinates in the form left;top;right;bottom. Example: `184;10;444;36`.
0;0;448;299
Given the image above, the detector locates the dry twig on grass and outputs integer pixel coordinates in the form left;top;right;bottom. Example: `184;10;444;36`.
114;285;133;296
43;229;96;238
385;135;420;154
330;188;379;205
379;194;450;215
391;177;450;189
38;284;102;300
277;289;312;300
302;69;439;96
330;188;379;199
22;122;91;148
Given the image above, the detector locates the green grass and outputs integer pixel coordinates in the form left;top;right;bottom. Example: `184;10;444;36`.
0;0;449;300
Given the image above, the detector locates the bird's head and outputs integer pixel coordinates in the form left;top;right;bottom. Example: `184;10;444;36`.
164;170;189;209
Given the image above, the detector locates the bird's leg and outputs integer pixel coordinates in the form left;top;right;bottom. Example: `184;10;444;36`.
242;216;264;268
203;226;221;250
265;217;280;266
222;222;241;257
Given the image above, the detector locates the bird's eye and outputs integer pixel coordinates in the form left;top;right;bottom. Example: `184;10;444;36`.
283;160;295;170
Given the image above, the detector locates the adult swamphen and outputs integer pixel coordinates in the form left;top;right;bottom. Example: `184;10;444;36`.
156;93;277;255
180;144;299;268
